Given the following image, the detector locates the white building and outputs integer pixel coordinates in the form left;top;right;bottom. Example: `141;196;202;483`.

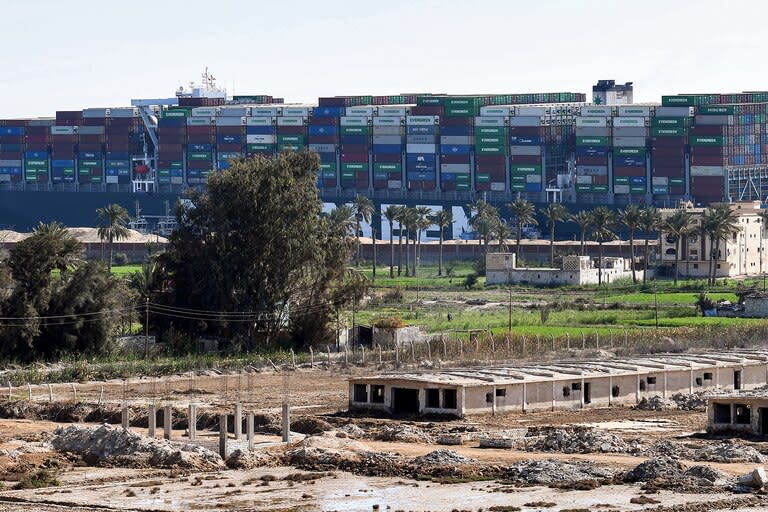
485;254;638;286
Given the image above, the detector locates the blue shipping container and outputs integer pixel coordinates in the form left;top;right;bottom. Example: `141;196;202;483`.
407;172;436;181
630;176;647;184
439;126;471;136
613;156;645;167
526;183;542;192
0;167;22;174
440;144;471;155
509;136;543;145
340;135;368;145
246;126;276;135
189;143;212;152
217;135;242;144
576;147;609;157
406;126;436;135
372;144;402;154
406;153;437;162
0;127;24;136
105;151;129;159
317;152;336;161
25;150;47;159
308;125;338;136
312;106;344;117
52;159;74;167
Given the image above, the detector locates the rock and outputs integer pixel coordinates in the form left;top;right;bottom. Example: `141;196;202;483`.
412;450;473;465
738;467;767;489
338;423;365;439
684;465;730;484
225;449;272;470
625;457;684;483
635;396;676;411
51;424;224;471
478;436;514;449
436;434;464;446
290;416;333;436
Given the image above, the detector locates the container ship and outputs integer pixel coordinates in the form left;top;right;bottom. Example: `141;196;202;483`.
1;71;766;236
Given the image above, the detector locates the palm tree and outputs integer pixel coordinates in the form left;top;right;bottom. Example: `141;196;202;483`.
543;203;568;268
704;204;740;285
639;206;661;284
662;209;691;286
468;199;498;255
617;204;642;284
590;206;616;286
96;203;131;273
492;216;512;253
394;205;407;276
327;205;356;238
383;205;399;279
413;206;433;277
430;209;454;276
402;207;419;277
352;194;374;267
569;210;592;257
507;199;537;262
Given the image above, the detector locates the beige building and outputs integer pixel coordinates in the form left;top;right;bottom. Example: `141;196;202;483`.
486;253;638;286
350;350;768;417
660;201;768;279
707;392;768;436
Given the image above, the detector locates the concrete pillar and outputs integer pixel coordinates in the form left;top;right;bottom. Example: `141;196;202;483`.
219;414;228;458
690;369;694;394
164;405;172;440
551;381;556;411
234;403;242;440
148;403;156;437
188;404;197;440
663;371;668;398
121;405;130;429
247;411;254;450
522;382;527;413
636;374;640;404
580;378;585;409
282;403;291;443
608;376;613;406
491;386;497;416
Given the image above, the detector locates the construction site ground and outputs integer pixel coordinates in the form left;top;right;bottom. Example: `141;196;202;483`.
0;368;767;511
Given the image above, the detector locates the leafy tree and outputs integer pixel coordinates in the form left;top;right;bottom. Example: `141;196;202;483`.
543;203;568;268
327;205;355;238
703;204;740;286
618;204;642;284
662;209;691;286
383;205;400;279
639;206;661;284
155;152;353;348
468;200;498;255
414;206;433;277
589;206;616;286
507;199;537;262
352;195;374;267
569;210;592;257
401;207;419;277
430;209;453;277
695;293;715;317
96;204;131;273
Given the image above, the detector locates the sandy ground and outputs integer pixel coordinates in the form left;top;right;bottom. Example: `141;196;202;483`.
0;369;766;511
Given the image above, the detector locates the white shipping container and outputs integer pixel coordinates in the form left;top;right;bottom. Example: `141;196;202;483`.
308;144;335;153
612;127;647;137
388;180;402;189
406;135;435;144
171;177;184;185
0;160;22;166
406;143;436;153
577;166;608;175
0;175;9;182
509;116;544;127
690;166;724;177
106;175;118;184
246;117;274;126
614;184;630;194
247;134;276;144
218;107;249;117
618;106;652;117
215;116;245;126
576;175;593;184
340;116;368;126
406;115;437;125
581;106;613;117
282;107;309;117
109;108;137;118
575;127;611;137
250;107;281;116
576;117;608;128
440;164;471;172
526;174;542;183
516;106;549;117
373;117;401;126
474;117;505;127
372;126;402;135
372;135;402;145
509;146;541;156
652;177;669;185
613;117;647;127
490;182;505;191
192;107;217;117
78;126;105;135
440;136;471;145
82;108;109;118
346;106;374;117
378;107;407;117
479;106;511;116
187;117;211;126
277;117;304;126
694;115;729;125
655;106;692;117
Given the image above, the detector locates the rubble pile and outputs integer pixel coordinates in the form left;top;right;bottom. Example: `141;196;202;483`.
625;457;733;490
51;424;224;470
224;449;274;469
635;396;676;411
338;423;365;439
372;425;434;444
503;459;614;486
290;416;333;435
634;392;708;411
625;457;684;482
285;431;371;468
524;426;635;454
645;440;764;463
412;450;473;465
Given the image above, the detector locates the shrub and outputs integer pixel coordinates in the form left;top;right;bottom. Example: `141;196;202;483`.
113;252;129;266
382;287;404;303
464;273;479;289
373;315;406;329
14;470;59;490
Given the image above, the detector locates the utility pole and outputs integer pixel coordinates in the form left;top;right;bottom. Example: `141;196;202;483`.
144;297;150;357
372;227;377;282
654;281;659;329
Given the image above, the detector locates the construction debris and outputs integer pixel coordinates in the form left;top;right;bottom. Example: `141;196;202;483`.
478;436;514;449
412;450;473;465
337;423;365;439
524;426;636;454
503;459;614;486
372;425;434;444
51;424;224;470
645;439;764;463
737;467;767;489
634;392;708;411
625;457;684;483
224;449;274;470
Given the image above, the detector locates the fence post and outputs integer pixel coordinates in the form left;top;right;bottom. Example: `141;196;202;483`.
164;404;172;440
219;414;228;458
551;334;556;352
27;384;32;401
188;404;197;441
458;338;463;358
624;329;628;346
410;341;416;363
309;347;314;369
234;403;242;440
121;404;130;429
609;329;614;348
566;332;570;350
290;349;296;369
247;411;254;450
344;345;349;366
71;383;77;403
327;346;331;367
426;340;431;361
6;382;10;401
378;344;382;365
98;385;104;407
361;346;366;366
282;402;291;443
581;331;586;350
48;384;53;402
595;330;600;350
442;338;448;359
505;335;510;355
148;403;156;437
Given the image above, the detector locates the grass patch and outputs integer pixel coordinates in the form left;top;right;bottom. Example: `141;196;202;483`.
13;470;59;490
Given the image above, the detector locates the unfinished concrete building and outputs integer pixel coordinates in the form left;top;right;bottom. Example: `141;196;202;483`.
707;392;768;436
349;350;768;417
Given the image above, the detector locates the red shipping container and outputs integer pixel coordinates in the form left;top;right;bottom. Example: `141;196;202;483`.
78;135;104;143
509;155;541;164
613;166;645;176
0;152;23;159
186;135;212;144
421;180;436;190
475;182;491;191
652;156;685;167
308;135;338;144
690;125;724;136
25;144;48;151
0;136;23;144
159;144;183;152
0;119;28;127
440;154;470;164
25;126;48;135
216;126;243;135
410;106;443;116
217;143;243;152
309;118;339;126
440;116;473;126
78;143;103;152
81;118;106;126
322;179;336;188
652;166;685;177
52;135;77;143
373;153;400;163
276;126;306;135
691;156;724;166
592;175;608;185
187;126;214;135
373;180;388;190
475;155;505;165
107;118;134;127
691;146;724;157
340;152;368;162
340;144;369;153
188;160;213;169
508;126;544;136
651;137;686;147
576;156;608;166
669;186;685;195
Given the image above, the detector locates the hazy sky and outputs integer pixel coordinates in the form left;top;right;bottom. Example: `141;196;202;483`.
3;0;767;118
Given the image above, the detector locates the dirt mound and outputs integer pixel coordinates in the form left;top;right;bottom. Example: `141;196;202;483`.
338;423;365;439
645;440;764;463
413;450;474;465
285;431;372;469
524;426;632;454
625;457;684;483
634;393;708;411
504;459;614;486
373;425;434;444
225;449;274;469
684;465;730;484
51;424;224;471
291;416;333;435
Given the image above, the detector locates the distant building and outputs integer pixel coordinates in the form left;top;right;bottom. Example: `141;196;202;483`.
659;201;768;279
592;80;634;105
707;391;768;436
485;254;639;286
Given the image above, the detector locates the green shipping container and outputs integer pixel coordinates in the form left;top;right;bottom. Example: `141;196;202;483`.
25;160;48;167
246;144;275;152
630;186;647;193
613;176;630;184
476;173;491;182
576;184;592;192
319;162;337;171
651;127;686;137
511;164;541;174
455;173;471;182
690;135;724;146
615;147;647;157
187;152;212;161
475;145;506;155
669;178;685;185
592;185;609;193
170;162;184;169
445;106;479;116
341;163;368;172
374;163;401;172
698;105;735;115
341;126;371;135
278;144;305;152
277;135;304;144
456;183;471;190
652;117;689;128
576;136;610;146
79;160;100;168
475;136;504;145
510;175;527;183
511;183;526;191
476;127;506;136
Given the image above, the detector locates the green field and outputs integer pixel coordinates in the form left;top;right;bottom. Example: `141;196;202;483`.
111;264;142;276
